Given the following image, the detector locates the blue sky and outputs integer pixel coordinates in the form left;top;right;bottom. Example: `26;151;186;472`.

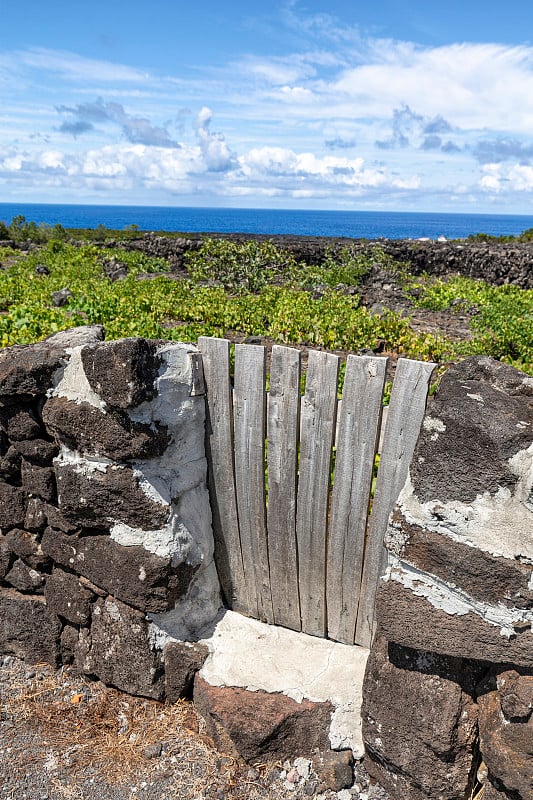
2;0;533;212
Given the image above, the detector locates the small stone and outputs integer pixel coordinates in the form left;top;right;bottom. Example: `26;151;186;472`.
286;767;299;784
295;757;312;779
51;288;73;307
246;768;260;781
304;779;318;796
143;742;162;759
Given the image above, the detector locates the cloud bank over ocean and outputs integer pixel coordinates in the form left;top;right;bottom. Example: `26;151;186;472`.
2;2;533;211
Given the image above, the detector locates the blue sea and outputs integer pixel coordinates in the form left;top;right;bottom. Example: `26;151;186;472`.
1;202;533;240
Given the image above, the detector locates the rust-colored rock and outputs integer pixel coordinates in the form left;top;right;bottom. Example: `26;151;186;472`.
194;676;333;763
478;668;533;799
313;748;354;792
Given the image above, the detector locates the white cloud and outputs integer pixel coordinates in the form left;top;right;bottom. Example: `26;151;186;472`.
3;23;533;210
480;162;533;193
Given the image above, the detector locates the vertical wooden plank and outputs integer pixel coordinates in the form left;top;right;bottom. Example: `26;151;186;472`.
267;345;302;631
355;358;436;648
296;349;339;638
326;355;387;644
197;337;247;613
233;344;274;624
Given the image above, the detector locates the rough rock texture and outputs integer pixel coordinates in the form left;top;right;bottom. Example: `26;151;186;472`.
478;668;533;799
54;460;170;529
41;528;197;613
163;641;209;702
313;749;354;792
193;676;333;762
409;357;532;503
75;595;165;700
44;567;95;625
0;325;103;397
363;356;533;800
80;337;162;408
42;397;169;460
362;637;479;800
0;327;221;704
0;588;61;664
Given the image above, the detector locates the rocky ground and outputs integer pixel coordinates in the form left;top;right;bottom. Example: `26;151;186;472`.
1;656;389;800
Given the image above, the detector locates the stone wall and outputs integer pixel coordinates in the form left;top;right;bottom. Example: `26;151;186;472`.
0;326;221;700
123;233;533;288
362;356;533;800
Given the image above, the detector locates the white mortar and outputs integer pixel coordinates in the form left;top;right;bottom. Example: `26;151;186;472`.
197;610;370;757
397;441;533;564
385;557;533;639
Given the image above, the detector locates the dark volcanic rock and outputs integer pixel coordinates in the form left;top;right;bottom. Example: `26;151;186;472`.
386;512;533;611
313;749;354;792
75;595;164;699
41;528;197;613
80;338;162;409
21;461;56;501
478;668;533;799
3;408;41;441
54;460;169;529
0;325;103;397
362;636;479;800
376;580;533;669
11;438;58;465
45;567;95;625
4;558;44;592
5;527;49;570
409;356;532;503
193;676;333;762
0;587;61;665
0;481;26;530
0;534;13;579
163;641;209;702
42;397;169;460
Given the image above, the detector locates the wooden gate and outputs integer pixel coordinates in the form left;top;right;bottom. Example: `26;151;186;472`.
198;337;435;648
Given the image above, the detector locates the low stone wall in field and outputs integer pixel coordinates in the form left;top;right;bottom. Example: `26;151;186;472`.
362;357;533;800
124;233;533;288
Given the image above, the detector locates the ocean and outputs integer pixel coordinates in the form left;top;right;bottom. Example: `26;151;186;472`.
1;202;533;240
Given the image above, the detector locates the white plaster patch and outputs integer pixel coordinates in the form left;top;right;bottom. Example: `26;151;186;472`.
196;610;369;757
385;558;533;639
111;509;200;565
49;345;107;410
397;443;533;564
148;561;222;645
55;444;113;474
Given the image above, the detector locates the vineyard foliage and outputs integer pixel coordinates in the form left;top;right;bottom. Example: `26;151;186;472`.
0;237;531;374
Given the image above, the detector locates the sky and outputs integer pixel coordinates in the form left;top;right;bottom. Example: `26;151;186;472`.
1;0;533;213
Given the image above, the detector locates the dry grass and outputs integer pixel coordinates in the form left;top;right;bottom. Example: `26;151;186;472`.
1;662;289;799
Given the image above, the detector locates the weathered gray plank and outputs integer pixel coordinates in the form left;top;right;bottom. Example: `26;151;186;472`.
355;357;436;648
296;350;339;638
197;337;246;613
267;345;302;631
233;344;274;624
326;355;388;644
